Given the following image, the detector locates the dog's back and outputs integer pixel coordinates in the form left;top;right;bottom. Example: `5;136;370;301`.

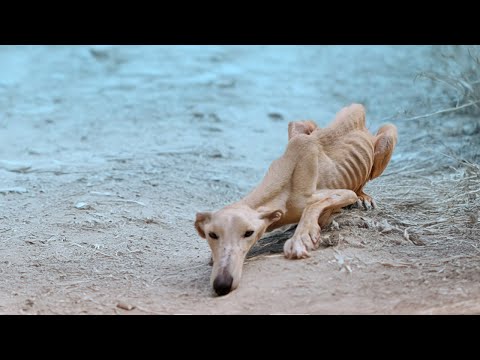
312;104;375;192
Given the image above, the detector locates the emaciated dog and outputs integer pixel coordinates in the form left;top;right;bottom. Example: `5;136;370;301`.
195;104;398;296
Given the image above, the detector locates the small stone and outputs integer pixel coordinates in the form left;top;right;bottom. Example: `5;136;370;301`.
323;232;340;247
331;220;340;231
268;112;284;121
74;202;93;210
116;302;135;311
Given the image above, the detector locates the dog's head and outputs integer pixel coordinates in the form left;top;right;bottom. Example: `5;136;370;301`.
195;205;282;296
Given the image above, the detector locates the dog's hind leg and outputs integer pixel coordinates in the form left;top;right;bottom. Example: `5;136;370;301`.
318;207;342;228
283;189;357;259
355;124;398;210
370;124;397;180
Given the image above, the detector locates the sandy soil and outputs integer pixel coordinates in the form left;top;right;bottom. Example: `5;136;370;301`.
0;45;479;314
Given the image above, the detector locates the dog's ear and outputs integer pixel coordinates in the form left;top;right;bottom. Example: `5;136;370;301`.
259;209;283;224
195;212;211;239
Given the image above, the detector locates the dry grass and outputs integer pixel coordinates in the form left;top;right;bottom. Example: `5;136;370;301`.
418;45;480;113
377;158;479;246
376;47;480;254
400;46;480;249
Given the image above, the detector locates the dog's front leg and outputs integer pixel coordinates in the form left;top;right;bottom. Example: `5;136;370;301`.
284;189;358;259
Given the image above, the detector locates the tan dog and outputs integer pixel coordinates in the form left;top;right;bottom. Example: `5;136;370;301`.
195;104;397;296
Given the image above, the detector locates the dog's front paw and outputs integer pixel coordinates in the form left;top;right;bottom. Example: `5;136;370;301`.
283;226;321;259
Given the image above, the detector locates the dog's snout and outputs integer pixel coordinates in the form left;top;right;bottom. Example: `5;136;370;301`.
213;273;233;296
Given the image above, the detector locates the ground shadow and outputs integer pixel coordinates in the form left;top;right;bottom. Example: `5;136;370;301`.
247;225;297;258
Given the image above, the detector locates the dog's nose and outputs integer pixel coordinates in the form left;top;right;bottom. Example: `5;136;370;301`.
213;273;233;296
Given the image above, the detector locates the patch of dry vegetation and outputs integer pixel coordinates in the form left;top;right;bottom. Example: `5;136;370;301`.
418;45;480;114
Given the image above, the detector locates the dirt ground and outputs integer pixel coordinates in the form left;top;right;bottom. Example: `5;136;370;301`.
0;45;479;314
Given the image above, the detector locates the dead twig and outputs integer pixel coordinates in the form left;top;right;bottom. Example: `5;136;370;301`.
100;199;146;206
70;242;116;259
402;99;480;121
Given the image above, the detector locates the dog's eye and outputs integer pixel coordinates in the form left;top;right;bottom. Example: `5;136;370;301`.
208;232;219;240
244;230;254;238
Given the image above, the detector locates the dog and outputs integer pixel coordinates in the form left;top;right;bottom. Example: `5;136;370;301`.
195;104;397;296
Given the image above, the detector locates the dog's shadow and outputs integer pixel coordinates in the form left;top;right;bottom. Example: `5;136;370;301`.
247;225;297;259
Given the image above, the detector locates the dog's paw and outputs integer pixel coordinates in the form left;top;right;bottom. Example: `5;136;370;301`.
283;226;321;259
356;193;377;210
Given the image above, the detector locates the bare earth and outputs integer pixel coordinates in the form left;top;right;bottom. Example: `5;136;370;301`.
0;45;479;314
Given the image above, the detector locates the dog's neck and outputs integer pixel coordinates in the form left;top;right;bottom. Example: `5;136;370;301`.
227;196;287;214
234;183;289;232
235;156;292;217
239;192;287;214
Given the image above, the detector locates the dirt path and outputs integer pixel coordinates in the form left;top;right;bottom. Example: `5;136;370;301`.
0;45;479;314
